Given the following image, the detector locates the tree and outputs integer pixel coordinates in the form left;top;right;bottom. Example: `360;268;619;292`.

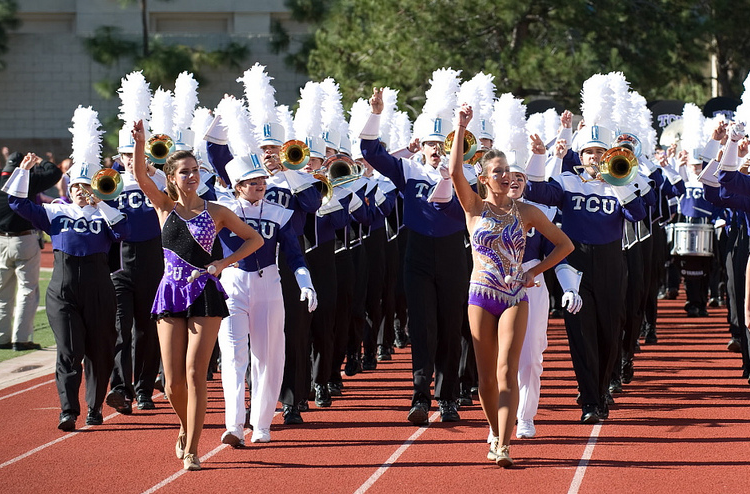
0;0;20;71
277;0;720;115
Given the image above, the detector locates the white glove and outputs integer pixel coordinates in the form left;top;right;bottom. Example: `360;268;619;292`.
720;138;740;172
1;168;29;198
697;159;720;187
438;164;450;180
561;291;583;314
610;183;638;205
632;174;652;195
701;139;721;162
525;153;546;181
359;113;381;140
203;115;228;145
427;178;453;203
300;287;318;312
97;201;126;225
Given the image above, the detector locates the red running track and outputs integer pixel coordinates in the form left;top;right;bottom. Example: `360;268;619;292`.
1;293;749;493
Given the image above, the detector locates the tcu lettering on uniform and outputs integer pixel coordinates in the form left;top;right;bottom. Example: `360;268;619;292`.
687;187;704;199
571;195;616;214
265;189;291;209
527;227;537;238
165;262;184;280
415;182;431;199
59;217;103;234
116;191;154;210
247;219;277;240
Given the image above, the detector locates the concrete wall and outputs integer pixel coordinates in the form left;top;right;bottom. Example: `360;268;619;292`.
0;0;310;160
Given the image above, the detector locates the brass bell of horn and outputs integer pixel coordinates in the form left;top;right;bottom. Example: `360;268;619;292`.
279;140;310;170
444;129;478;163
91;168;124;201
323;153;362;188
312;171;334;205
145;134;175;165
598;146;639;186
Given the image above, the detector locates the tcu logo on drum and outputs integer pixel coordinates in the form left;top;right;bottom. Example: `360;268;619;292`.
115;191;154;210
265;189;291;209
570;195;616;214
59;217;103;234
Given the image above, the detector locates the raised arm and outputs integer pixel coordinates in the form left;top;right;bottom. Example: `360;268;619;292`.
131;120;173;214
449;104;482;216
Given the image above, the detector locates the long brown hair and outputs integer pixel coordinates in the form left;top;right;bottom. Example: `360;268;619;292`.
475;149;506;199
162;150;198;201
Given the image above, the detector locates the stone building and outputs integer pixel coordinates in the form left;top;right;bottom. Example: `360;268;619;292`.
0;0;309;160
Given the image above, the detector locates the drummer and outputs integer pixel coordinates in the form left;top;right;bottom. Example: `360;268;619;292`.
674;149;719;317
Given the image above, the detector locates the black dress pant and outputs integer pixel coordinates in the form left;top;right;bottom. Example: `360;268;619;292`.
110;237;163;400
404;230;468;405
47;251;117;416
378;236;399;348
458;244;476;394
363;229;386;356
563;240;626;408
278;245;313;406
725;224;750;373
331;247;354;382
308;240;337;387
349;243;369;356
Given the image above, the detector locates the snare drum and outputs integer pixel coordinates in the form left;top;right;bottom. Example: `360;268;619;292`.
669;223;713;257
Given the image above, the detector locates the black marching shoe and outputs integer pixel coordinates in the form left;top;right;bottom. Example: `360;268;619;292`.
86;407;103;426
457;388;473;407
609;378;622;394
727;338;742;353
314;383;332;407
598;401;610;420
137;394;156;410
57;412;77;432
581;404;599;424
377;345;392;361
438;400;460;422
298;400;309;412
12;341;42;351
621;357;634;384
362;353;378;371
344;354;363;376
327;381;343;396
407;402;429;425
282;405;304;425
644;325;658;344
105;389;132;415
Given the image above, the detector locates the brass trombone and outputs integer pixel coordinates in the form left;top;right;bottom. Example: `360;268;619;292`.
312;171;333;205
146;134;175;165
279;140;310;170
444;129;478;163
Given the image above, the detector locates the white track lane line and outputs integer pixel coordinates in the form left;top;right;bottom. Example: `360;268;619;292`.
142;409;281;493
354;411;440;494
0;392;165;469
0;379;55;401
567;423;602;494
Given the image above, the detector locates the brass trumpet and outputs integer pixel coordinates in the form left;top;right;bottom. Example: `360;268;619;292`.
323;153;363;188
279;140;310;170
312;171;334;205
444;129;478;163
146;134;175;165
91;168;123;201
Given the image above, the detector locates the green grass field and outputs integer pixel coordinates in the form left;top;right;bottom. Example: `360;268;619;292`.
0;269;53;363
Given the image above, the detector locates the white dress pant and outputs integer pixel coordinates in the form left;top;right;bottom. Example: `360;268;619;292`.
517;259;549;422
0;234;41;345
218;266;285;435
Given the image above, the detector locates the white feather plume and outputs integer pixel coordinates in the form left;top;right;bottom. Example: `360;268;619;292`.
173;72;199;134
215;95;259;158
294;81;324;140
457;74;485;136
543;108;560;143
681;103;706;153
380;87;399;147
320;77;345;135
149;88;174;136
581;73;616;130
190;107;213;159
607;72;631;133
348;98;371;142
733;72;750;125
277;105;295;141
525;113;545;142
630;92;656;157
423;67;461;121
703;114;727;144
117;71;151;126
238;63;278;128
391;111;412;151
493;93;528;165
69;105;103;167
474;72;496;123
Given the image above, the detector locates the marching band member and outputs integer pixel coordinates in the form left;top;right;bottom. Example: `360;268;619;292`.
3;107;130;431
525;116;647;423
131;120;263;471
362;71;469;425
216;152;317;446
449;104;572;466
106;71;164;415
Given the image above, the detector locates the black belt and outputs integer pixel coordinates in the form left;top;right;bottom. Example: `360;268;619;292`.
0;229;35;237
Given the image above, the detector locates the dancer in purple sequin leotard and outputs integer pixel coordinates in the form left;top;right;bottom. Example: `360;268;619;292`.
448;104;573;467
131;121;263;471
